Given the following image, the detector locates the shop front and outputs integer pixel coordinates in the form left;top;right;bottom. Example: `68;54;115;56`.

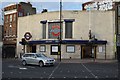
20;39;107;59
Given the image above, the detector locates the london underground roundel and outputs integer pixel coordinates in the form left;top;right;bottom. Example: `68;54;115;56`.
51;25;60;36
24;32;32;40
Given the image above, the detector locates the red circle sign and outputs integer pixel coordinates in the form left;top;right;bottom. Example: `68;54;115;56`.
51;25;60;36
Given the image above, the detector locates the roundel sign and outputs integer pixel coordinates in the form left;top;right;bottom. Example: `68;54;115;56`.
51;25;60;36
24;32;32;40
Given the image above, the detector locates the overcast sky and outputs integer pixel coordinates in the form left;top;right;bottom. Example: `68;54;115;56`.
0;0;91;25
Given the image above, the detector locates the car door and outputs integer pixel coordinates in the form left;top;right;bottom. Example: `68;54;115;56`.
27;54;36;64
24;54;31;64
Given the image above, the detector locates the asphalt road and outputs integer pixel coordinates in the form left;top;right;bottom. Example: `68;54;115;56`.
2;59;119;80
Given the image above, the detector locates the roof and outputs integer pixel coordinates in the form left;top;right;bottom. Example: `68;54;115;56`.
4;3;17;8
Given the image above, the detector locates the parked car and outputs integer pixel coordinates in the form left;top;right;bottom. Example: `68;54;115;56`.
21;53;55;67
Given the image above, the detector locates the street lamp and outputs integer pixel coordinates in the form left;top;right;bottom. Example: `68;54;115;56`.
59;0;62;61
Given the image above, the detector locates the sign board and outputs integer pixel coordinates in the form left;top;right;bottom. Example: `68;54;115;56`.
67;46;75;53
117;35;120;46
48;22;63;39
51;45;59;55
83;0;114;11
52;46;58;52
24;32;32;40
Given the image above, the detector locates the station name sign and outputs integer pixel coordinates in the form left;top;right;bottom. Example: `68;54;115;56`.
83;0;114;11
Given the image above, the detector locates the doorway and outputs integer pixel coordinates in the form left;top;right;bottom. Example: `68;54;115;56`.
3;45;16;58
81;45;96;59
32;45;36;53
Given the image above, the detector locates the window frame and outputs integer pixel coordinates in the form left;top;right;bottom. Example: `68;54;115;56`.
40;45;46;52
64;19;75;39
10;15;12;22
66;45;75;53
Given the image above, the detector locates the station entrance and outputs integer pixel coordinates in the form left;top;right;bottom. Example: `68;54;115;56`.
81;45;96;59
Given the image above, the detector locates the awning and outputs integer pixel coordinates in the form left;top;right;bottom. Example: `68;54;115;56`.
19;40;107;45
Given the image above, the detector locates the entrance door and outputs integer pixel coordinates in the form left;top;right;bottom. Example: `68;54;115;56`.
3;45;16;58
81;45;96;59
32;45;36;53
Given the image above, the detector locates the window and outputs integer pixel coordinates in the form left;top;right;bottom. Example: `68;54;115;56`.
40;45;46;52
65;22;72;38
10;15;12;22
42;23;46;39
41;21;47;39
9;23;12;36
6;16;8;23
13;14;16;21
23;54;29;57
23;54;35;57
65;19;75;38
66;45;75;53
18;12;23;17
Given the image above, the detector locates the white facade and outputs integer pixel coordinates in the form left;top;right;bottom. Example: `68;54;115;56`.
17;10;116;59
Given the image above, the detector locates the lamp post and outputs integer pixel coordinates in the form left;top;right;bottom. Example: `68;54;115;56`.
59;0;62;61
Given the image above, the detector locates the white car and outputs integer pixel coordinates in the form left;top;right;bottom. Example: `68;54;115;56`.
21;53;55;67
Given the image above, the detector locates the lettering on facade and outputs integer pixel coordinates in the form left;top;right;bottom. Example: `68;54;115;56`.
84;0;113;11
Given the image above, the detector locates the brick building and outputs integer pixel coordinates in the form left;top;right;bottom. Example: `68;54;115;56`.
3;2;36;58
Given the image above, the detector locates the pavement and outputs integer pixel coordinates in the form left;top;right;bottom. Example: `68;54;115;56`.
56;59;118;63
2;58;118;63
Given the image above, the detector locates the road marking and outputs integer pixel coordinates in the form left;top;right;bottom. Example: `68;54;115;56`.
10;72;13;74
81;63;97;78
63;77;66;78
74;76;77;78
40;77;43;79
85;76;88;78
115;75;117;77
19;67;27;70
106;76;108;78
51;77;54;78
48;63;61;79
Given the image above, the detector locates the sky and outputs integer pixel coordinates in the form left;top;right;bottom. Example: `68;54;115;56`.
0;0;91;25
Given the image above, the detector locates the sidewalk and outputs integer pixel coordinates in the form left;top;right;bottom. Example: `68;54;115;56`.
2;58;118;63
56;59;118;63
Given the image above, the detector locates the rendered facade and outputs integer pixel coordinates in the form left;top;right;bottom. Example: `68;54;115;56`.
17;10;116;59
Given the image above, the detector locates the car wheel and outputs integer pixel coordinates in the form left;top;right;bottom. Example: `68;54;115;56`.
22;60;27;66
39;61;44;67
